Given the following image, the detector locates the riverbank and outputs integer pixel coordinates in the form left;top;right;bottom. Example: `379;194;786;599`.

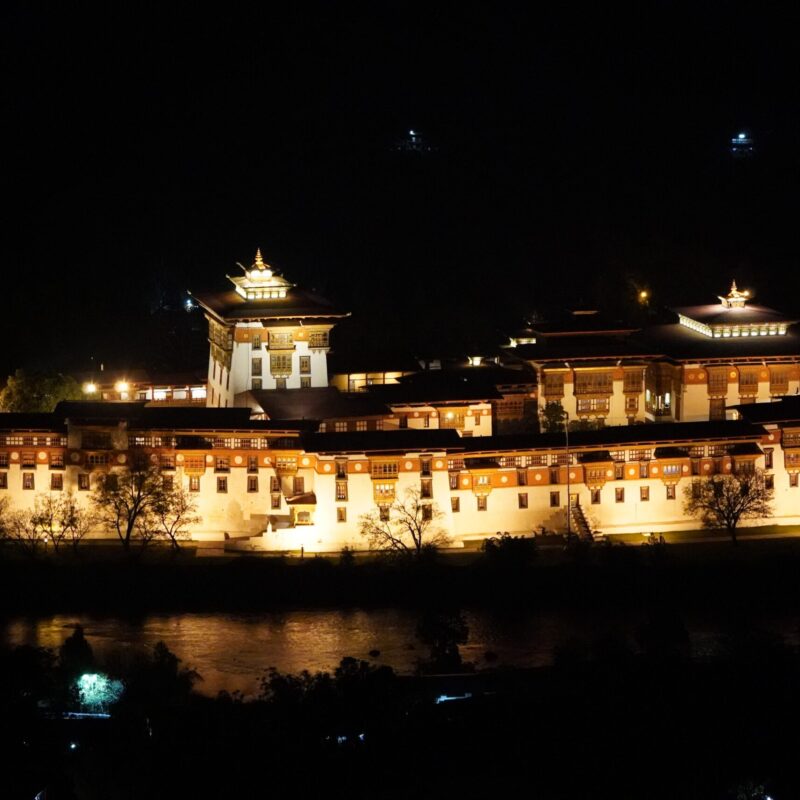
4;536;800;614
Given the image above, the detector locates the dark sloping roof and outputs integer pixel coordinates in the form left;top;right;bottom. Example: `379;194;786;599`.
191;287;347;322
285;492;317;505
731;397;800;425
327;353;420;375
301;429;462;454
250;388;391;420
509;337;660;362
137;407;301;431
51;402;303;432
0;413;67;432
397;365;536;387
368;381;502;405
458;420;764;453
638;323;800;360
578;450;613;463
654;446;689;459
728;442;763;456
54;401;147;422
672;303;795;326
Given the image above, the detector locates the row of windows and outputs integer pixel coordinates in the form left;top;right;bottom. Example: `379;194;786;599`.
252;355;312;376
0;472;88;491
252;377;312;390
0;453;65;469
2;436;67;447
130;436;277;449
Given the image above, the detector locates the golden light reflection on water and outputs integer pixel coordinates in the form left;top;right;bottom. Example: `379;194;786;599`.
4;607;769;698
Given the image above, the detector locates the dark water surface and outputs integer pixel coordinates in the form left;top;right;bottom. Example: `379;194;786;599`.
4;607;799;697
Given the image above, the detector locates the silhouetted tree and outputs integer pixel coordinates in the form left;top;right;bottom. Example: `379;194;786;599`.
93;466;171;550
359;487;450;557
151;485;200;550
59;624;95;678
540;401;567;433
683;470;774;543
415;610;470;673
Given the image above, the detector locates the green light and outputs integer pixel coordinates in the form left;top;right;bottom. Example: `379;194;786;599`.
76;673;124;713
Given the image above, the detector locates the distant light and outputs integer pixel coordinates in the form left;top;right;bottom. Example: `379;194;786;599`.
184;298;194;311
115;381;129;392
83;382;97;394
435;692;473;704
77;672;124;713
409;129;416;136
639;290;649;301
738;132;746;139
69;742;78;750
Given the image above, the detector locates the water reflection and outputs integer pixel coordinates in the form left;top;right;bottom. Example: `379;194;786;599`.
4;607;800;698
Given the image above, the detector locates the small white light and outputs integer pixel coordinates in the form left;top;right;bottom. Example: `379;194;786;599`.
83;382;97;394
738;132;746;139
115;381;129;392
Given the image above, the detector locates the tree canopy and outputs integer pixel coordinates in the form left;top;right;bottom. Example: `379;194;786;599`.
359;487;449;557
0;369;82;412
683;470;774;543
93;466;198;550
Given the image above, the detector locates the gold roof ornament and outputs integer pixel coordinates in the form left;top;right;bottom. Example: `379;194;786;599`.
253;249;266;270
719;280;749;309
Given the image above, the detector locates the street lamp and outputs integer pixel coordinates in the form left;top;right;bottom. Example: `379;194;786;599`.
564;410;571;536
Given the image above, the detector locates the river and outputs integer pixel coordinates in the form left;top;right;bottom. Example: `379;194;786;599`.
4;607;799;697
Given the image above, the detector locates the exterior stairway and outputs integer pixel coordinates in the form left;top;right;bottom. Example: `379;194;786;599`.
570;503;600;542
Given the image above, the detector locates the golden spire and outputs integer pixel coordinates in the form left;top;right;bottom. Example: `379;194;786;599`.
254;249;265;270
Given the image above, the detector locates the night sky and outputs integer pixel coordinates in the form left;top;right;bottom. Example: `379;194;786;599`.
3;3;799;376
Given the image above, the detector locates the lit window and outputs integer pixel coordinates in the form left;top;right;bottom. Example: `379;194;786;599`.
217;477;228;493
666;485;676;500
189;476;200;492
615;487;625;503
78;474;90;491
22;472;35;490
337;507;346;523
477;496;487;511
640;486;649;502
247;476;258;493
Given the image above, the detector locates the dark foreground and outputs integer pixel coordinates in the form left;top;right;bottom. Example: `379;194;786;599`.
4;536;800;614
6;624;799;799
6;539;800;798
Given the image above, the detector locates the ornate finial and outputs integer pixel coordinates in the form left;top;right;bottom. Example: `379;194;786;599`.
720;279;748;308
254;249;265;269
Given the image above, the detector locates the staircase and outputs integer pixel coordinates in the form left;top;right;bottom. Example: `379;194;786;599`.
569;503;596;541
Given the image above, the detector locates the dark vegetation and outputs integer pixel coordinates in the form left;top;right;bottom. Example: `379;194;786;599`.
5;609;800;798
3;538;800;615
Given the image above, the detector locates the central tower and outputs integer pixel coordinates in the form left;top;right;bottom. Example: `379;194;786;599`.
190;250;350;407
